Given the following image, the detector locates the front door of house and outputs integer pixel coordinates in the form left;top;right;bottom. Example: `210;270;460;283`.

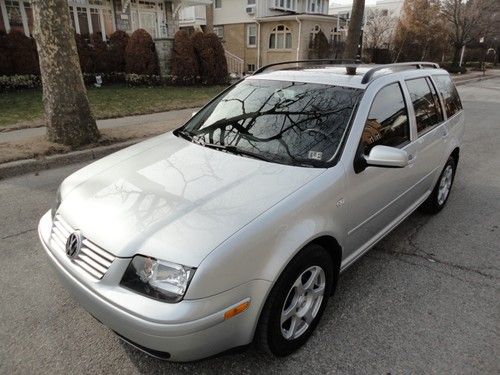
139;12;157;38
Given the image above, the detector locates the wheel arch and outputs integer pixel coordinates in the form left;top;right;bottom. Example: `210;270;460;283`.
450;147;460;165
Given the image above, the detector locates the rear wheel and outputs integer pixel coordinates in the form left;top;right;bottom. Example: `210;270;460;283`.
422;156;456;214
256;244;334;356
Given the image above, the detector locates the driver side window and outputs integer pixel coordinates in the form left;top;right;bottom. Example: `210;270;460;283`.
362;83;410;155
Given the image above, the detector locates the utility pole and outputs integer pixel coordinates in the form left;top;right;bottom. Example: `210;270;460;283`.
343;0;365;59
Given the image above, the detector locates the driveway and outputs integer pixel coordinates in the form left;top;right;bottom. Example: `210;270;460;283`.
0;78;498;374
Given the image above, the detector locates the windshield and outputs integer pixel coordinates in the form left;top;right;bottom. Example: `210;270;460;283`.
176;79;364;167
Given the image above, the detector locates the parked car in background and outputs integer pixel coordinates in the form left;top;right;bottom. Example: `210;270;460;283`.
39;61;464;361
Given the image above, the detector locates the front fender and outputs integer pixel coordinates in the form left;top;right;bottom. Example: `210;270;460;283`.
186;164;348;300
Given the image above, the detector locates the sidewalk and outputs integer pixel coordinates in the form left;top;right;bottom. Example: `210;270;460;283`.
0;107;199;143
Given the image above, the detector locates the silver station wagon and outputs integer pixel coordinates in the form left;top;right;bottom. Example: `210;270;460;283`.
39;61;464;361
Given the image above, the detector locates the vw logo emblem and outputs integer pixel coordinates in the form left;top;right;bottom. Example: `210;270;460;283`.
66;231;82;258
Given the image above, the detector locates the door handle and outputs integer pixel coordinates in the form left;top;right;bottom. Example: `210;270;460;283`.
442;128;449;139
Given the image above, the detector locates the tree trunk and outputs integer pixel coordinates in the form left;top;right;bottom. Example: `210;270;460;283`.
32;0;99;148
452;44;462;67
343;0;365;60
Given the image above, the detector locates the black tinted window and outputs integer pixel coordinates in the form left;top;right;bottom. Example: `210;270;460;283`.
433;75;463;117
362;82;410;155
406;77;443;134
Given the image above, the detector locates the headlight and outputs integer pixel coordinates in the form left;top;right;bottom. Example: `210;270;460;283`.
51;186;62;220
120;255;196;303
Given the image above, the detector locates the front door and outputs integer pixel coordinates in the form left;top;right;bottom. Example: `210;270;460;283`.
139;11;158;38
345;81;420;261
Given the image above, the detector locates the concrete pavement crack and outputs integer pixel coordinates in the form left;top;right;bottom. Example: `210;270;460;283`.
1;228;37;240
374;216;498;280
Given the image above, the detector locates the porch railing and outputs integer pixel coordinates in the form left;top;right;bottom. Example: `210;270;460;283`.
225;50;245;76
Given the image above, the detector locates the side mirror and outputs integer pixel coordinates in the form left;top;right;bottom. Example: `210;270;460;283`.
365;145;409;168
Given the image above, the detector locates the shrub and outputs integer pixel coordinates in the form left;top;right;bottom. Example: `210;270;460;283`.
441;63;467;74
125;29;159;75
90;33;110;73
108;30;129;72
75;33;94;73
170;30;199;84
0;32;13;76
82;72;126;86
7;30;39;75
125;73;162;86
0;74;41;91
309;30;330;59
205;33;228;84
191;32;227;85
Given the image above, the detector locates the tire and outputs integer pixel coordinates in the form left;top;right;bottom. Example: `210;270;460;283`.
256;244;335;357
421;156;457;214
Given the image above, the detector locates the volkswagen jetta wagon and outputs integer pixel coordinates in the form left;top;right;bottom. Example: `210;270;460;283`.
39;61;464;361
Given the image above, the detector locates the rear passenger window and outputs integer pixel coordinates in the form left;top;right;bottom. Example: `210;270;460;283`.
433;75;463;117
406;77;443;135
362;83;410;155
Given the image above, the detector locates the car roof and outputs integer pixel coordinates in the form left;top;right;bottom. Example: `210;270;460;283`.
247;64;449;89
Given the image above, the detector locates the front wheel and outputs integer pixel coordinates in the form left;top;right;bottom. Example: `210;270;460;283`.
422;156;456;214
256;244;334;357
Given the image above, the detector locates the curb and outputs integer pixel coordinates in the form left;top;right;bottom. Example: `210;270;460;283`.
0;139;142;180
453;75;496;86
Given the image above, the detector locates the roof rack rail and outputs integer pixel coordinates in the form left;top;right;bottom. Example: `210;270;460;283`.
361;62;440;84
253;59;362;75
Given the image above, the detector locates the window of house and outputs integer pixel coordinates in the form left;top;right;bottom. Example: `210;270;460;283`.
77;7;90;37
90;7;102;36
213;25;224;38
272;0;296;11
247;63;256;72
362;83;410;155
214;0;221;9
5;0;23;33
309;24;320;48
247;0;256;5
309;0;324;13
68;0;114;40
269;24;292;50
247;24;257;47
0;4;6;33
433;75;463;118
406;77;444;135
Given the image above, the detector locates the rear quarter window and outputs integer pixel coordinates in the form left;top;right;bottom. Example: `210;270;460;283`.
433;75;463;118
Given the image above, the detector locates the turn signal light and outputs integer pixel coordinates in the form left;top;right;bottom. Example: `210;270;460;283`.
224;301;250;320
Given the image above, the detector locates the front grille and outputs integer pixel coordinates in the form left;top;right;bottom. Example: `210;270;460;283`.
50;214;115;280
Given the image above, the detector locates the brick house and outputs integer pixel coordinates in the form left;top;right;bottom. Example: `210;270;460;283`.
182;0;343;74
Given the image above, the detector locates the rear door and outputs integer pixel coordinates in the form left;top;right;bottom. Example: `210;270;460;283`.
403;76;447;197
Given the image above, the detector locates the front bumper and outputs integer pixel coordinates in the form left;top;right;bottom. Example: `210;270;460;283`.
38;211;271;362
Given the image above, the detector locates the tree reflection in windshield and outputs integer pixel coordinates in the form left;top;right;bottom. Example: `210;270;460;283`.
178;79;364;167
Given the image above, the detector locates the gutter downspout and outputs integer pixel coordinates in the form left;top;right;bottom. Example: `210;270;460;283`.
295;15;302;60
257;20;261;69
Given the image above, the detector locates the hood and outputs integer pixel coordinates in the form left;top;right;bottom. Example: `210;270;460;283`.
59;133;324;267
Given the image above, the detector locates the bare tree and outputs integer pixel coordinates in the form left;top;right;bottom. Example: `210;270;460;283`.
363;8;397;50
393;0;448;62
32;0;99;147
441;0;497;66
343;0;365;59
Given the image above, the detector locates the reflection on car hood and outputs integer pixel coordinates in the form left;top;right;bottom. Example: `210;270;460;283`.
58;133;324;267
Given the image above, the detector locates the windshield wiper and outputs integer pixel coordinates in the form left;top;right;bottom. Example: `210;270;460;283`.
201;143;272;162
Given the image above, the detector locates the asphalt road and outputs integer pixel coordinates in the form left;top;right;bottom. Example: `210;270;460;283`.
1;78;499;374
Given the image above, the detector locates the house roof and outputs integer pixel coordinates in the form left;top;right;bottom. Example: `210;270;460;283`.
256;13;339;23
